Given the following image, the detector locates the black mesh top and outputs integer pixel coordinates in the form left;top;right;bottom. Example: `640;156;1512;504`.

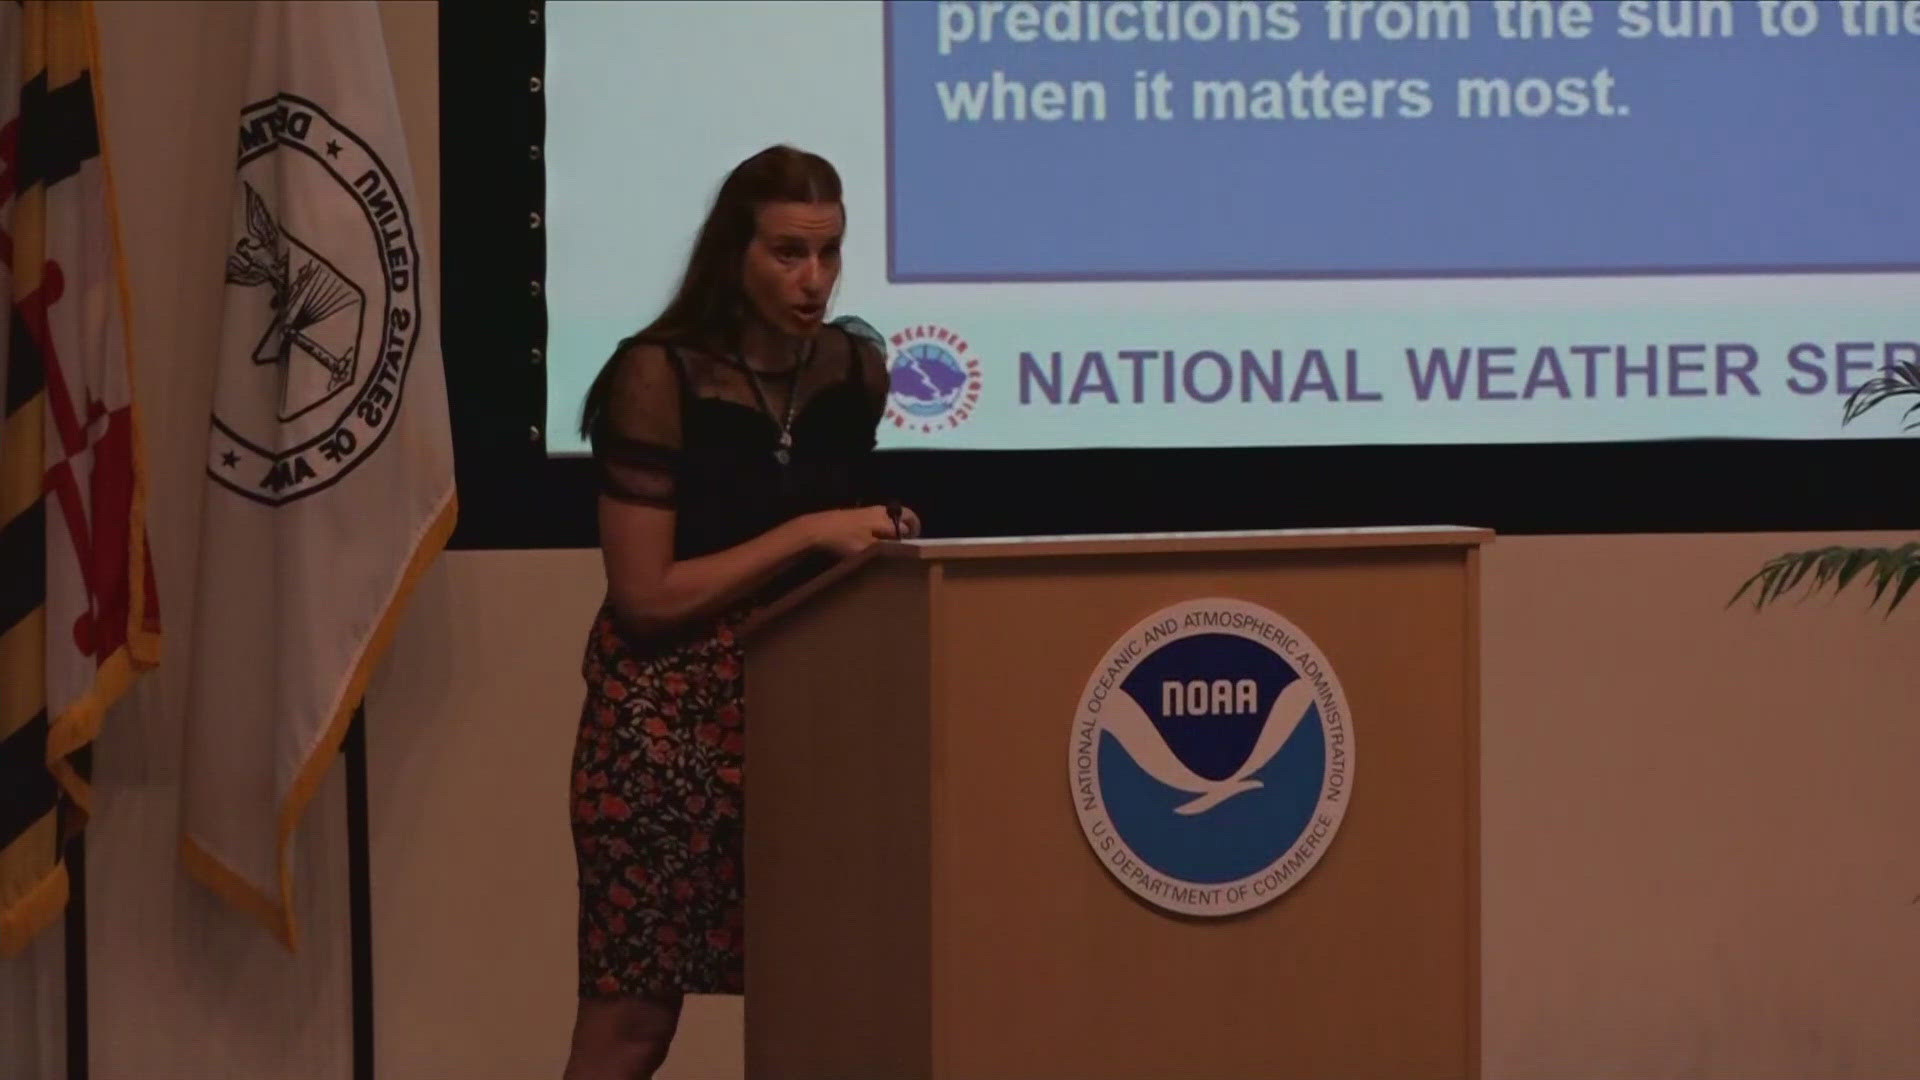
587;316;892;605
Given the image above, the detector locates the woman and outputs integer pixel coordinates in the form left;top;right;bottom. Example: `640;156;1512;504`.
564;145;920;1080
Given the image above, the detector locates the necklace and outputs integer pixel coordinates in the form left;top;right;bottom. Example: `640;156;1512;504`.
739;335;814;465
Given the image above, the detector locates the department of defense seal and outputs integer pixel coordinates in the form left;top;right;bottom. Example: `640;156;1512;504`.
209;93;421;506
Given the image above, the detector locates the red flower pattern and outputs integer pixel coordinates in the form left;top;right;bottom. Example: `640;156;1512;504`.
573;602;748;1000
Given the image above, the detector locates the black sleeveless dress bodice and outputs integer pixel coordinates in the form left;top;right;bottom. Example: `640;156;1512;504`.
586;315;892;616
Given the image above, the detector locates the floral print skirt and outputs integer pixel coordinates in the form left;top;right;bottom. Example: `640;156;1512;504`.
570;601;746;1000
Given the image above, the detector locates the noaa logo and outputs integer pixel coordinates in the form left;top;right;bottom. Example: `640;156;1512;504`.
885;325;981;433
209;94;421;506
1069;598;1354;917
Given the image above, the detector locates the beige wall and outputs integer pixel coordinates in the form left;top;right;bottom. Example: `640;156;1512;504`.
1483;534;1920;1078
3;2;1917;1078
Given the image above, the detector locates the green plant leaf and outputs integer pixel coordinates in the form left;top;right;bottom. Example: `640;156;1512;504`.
1888;564;1920;615
1767;560;1802;605
1835;549;1869;593
1867;554;1891;604
1738;545;1920;614
1783;553;1818;596
1810;550;1839;589
1743;374;1915;614
1843;360;1920;425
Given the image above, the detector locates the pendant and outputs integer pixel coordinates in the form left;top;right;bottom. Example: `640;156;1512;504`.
774;447;790;465
775;430;792;466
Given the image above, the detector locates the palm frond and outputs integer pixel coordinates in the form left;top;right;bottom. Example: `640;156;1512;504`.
1735;370;1920;617
1843;360;1920;428
1730;542;1920;615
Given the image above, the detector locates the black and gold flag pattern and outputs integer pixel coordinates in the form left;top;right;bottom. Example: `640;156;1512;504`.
1;0;160;957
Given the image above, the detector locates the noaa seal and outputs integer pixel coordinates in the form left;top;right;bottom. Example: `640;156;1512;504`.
1069;598;1354;917
209;94;421;506
884;324;981;433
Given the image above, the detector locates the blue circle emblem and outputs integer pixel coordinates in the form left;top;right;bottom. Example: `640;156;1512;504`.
888;343;968;419
1070;598;1354;917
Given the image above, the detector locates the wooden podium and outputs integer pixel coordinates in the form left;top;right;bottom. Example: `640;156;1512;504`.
741;528;1489;1079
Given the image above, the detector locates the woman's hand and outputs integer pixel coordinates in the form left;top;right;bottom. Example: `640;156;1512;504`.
886;501;923;541
800;504;921;557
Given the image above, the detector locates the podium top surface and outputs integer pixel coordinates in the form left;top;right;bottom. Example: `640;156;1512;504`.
739;527;1491;639
875;526;1492;562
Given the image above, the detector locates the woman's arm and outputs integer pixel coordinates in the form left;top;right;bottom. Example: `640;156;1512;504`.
589;334;910;638
598;497;899;638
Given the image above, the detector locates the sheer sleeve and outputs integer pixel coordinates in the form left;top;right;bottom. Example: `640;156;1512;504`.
589;340;682;507
832;315;892;425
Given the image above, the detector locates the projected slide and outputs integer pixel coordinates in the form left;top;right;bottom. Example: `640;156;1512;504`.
543;0;1920;455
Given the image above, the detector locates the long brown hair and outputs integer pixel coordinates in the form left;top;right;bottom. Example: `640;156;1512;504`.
577;145;844;439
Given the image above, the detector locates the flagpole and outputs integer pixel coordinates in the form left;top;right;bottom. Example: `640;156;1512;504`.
65;829;88;1080
345;704;373;1080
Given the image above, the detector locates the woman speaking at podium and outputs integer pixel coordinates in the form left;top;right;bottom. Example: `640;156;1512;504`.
564;145;919;1079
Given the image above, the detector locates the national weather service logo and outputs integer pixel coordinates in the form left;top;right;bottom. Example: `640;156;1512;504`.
885;324;981;433
209;94;421;505
1070;599;1354;917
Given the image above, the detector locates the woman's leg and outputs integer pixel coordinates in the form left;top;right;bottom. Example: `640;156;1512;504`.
563;993;684;1080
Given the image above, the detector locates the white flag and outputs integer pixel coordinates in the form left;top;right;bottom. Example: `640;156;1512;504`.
181;0;455;947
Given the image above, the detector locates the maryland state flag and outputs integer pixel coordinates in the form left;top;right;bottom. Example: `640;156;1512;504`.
178;0;455;948
0;0;162;957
